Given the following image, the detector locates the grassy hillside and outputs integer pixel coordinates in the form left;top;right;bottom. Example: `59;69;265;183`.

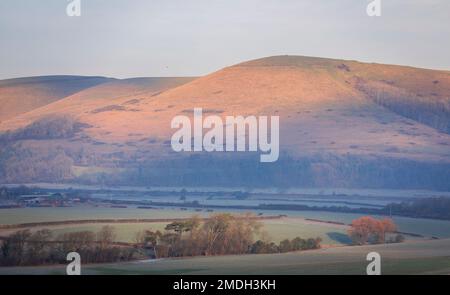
0;56;449;189
0;76;114;122
0;76;196;132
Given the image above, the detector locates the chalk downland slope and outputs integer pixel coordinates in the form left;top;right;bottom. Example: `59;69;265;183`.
0;76;115;122
0;56;449;188
0;77;196;131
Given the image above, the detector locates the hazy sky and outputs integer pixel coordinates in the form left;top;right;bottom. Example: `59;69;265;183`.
0;0;449;79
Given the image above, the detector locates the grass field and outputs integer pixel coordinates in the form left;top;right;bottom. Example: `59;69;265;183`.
1;206;450;239
1;239;449;275
0;217;351;245
1;205;449;275
0;206;198;224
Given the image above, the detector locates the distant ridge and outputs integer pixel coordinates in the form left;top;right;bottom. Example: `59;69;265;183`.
0;75;115;121
0;75;114;86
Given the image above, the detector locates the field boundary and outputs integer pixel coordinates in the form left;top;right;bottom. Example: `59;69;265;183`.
0;215;283;230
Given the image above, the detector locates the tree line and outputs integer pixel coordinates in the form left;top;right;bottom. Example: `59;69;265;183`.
0;213;322;267
134;213;322;258
347;216;403;245
385;197;450;220
0;226;135;266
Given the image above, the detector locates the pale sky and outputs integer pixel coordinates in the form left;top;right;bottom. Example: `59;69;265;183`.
0;0;449;80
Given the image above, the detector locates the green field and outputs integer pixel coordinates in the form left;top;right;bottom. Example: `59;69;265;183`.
1;206;449;275
0;206;198;224
0;218;351;245
1;239;449;275
2;206;450;239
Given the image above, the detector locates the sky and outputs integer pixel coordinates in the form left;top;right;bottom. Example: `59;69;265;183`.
0;0;449;80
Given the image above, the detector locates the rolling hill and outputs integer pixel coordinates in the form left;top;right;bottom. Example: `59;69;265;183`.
0;56;449;189
0;76;196;130
0;75;114;122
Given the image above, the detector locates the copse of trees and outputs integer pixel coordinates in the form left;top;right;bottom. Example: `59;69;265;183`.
135;214;263;258
0;226;136;266
348;216;402;245
1;214;324;267
135;213;322;258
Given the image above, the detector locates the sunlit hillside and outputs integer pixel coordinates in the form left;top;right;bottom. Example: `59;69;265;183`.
0;56;449;189
0;76;114;122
